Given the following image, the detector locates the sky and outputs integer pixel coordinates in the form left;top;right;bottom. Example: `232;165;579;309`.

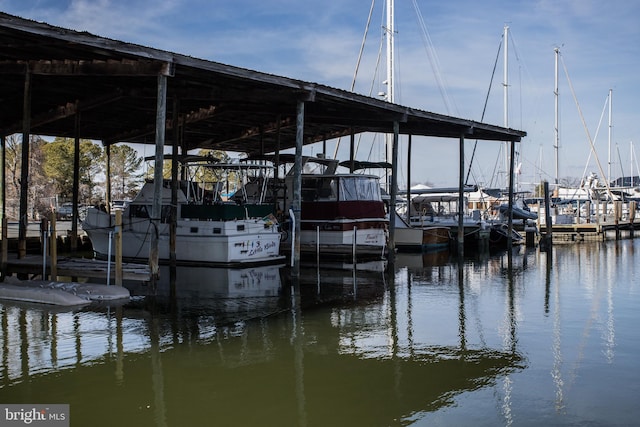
1;0;639;189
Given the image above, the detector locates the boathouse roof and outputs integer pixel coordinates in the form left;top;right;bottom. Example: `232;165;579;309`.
0;12;526;154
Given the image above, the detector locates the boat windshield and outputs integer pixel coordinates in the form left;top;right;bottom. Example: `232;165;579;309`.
339;176;381;202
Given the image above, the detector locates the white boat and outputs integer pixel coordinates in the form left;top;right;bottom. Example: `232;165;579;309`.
408;193;489;243
82;160;284;266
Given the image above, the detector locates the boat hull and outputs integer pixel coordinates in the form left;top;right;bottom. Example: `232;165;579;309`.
282;221;387;257
394;226;450;252
488;223;524;249
420;226;451;250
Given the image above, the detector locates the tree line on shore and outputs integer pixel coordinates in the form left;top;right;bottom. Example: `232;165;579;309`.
4;135;143;221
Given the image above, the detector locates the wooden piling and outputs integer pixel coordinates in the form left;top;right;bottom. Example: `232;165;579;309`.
457;134;465;256
115;209;122;286
149;73;168;282
541;181;553;252
50;213;57;281
1;218;7;279
614;201;622;240
18;70;31;259
71;111;80;254
630;201;636;238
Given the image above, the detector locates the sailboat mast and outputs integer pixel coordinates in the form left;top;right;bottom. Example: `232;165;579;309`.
384;0;395;191
631;141;633;186
554;47;560;186
386;0;395;104
608;88;612;183
503;25;509;189
503;25;509;128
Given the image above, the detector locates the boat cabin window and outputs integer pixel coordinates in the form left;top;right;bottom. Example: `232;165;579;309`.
300;177;339;201
130;204;172;223
298;176;381;202
130;204;149;218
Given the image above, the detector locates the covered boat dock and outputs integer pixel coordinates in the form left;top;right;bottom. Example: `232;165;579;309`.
0;12;526;277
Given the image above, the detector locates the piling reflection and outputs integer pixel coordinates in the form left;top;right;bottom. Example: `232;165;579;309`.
0;259;525;427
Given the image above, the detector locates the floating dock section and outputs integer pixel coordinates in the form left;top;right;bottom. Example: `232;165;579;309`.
0;278;130;306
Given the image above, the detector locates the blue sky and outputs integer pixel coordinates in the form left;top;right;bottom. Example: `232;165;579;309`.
2;0;639;188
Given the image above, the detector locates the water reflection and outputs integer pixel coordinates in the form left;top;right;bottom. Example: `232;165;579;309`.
0;259;525;427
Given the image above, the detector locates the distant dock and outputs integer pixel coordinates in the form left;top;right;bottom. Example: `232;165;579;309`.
539;219;639;243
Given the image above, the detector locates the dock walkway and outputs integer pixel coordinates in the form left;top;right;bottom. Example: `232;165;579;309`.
3;254;150;282
540;220;639;242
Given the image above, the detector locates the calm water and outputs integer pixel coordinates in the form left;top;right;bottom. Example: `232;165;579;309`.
1;240;639;426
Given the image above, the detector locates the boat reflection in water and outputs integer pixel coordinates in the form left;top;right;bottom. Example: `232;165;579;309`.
125;263;289;326
0;260;523;427
395;248;451;270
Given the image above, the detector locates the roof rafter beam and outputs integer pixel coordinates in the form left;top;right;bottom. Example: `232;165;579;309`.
0;59;174;76
2;89;125;135
103;105;219;144
236;116;295;140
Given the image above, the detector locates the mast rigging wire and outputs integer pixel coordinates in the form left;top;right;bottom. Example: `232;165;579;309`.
410;0;456;115
560;52;614;200
465;35;503;186
334;0;377;160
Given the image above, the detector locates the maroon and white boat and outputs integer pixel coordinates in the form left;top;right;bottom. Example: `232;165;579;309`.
258;155;388;259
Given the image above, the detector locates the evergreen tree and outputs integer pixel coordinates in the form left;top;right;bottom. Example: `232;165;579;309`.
109;144;143;200
42;137;104;205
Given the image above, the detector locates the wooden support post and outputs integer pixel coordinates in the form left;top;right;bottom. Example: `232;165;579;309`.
50;213;57;281
115;209;122;286
274;115;282;216
507;139;515;248
1;218;7;279
585;200;591;223
150;74;168;281
349;130;355;173
614;201;622;240
630;201;636;238
105;142;111;213
170;98;179;268
388;121;399;259
71;110;80;254
292;100;304;278
18;70;31;259
40;217;48;278
0;135;5;280
457;134;465;256
541;181;553;252
406;135;413;222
